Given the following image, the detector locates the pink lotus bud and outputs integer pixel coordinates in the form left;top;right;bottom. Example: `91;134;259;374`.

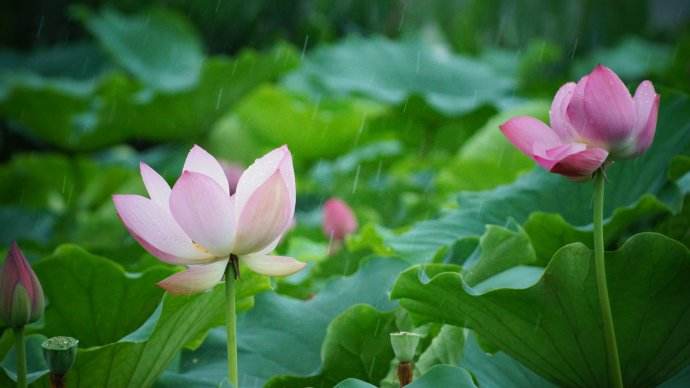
500;65;659;180
0;242;45;328
220;161;244;195
322;198;358;241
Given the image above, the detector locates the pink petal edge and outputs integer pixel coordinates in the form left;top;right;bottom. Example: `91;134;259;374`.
632;81;660;156
550;147;609;179
140;162;171;206
158;260;228;295
242;254;306;277
183;145;230;195
532;143;587;171
234;145;295;219
499;116;562;158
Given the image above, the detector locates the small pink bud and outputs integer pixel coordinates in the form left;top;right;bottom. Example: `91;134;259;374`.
220;161;244;195
0;242;45;328
322;198;358;241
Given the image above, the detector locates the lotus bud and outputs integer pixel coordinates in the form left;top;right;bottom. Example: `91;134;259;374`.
500;64;659;180
322;198;358;241
0;243;44;328
390;331;421;363
42;336;78;375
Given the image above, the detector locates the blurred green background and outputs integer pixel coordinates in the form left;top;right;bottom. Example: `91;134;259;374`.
0;0;688;260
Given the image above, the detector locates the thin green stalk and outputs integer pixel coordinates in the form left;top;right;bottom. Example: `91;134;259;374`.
593;171;624;388
225;262;239;388
13;326;27;388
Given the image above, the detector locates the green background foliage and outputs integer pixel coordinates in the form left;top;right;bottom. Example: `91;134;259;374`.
1;0;689;386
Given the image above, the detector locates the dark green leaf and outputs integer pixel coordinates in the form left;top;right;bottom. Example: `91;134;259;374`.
234;85;386;160
34;245;172;347
416;325;464;374
392;233;690;387
460;333;555;388
284;36;515;116
573;37;672;80
0;45;298;150
463;222;537;286
158;258;408;388
78;7;203;91
265;305;397;387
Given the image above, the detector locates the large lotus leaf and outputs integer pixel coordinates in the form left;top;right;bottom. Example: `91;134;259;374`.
1;334;49;385
0;245;269;387
77;7;203;92
283;35;515;116
573;37;672;81
265;304;397;387
521;192;673;262
33;245;172;347
156;258;408;388
388;91;690;262
234;85;387;160
371;322;536;384
460;333;555;388
0;154;142;260
0;45;297;150
0;42;108;80
46;288;226;388
415;325;464;375
391;233;690;387
462;222;538;285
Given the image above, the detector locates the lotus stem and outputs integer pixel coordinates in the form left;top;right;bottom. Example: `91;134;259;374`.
13;326;27;388
225;258;239;387
593;171;624;388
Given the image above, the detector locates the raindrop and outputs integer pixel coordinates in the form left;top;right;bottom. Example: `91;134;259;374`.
353;115;367;146
397;2;407;31
538;42;545;61
368;356;377;378
301;35;310;61
570;37;579;60
215;88;224;110
415;50;421;74
35;15;45;40
374;160;383;184
351;164;361;194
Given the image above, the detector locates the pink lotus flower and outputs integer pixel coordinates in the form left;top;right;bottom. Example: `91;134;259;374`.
113;145;306;295
500;65;659;179
323;198;358;241
0;242;44;328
